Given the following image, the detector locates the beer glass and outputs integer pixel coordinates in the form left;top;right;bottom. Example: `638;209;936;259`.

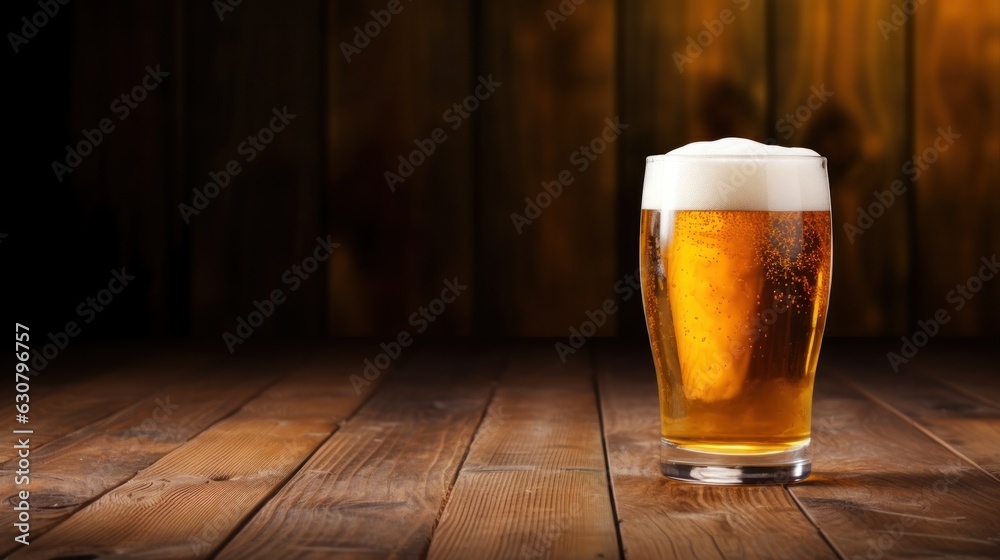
639;139;832;484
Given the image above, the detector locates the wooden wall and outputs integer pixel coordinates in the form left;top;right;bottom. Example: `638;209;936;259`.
913;0;1000;335
65;0;999;338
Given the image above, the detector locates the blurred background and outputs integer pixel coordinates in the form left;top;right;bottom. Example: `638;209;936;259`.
7;0;999;346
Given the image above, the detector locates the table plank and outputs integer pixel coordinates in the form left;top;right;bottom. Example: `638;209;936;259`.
836;339;1000;406
0;348;216;464
13;350;370;559
0;350;285;555
215;347;500;559
823;338;1000;406
823;339;1000;478
790;374;1000;558
427;346;619;560
3;339;996;559
839;368;1000;481
595;344;838;559
912;344;1000;407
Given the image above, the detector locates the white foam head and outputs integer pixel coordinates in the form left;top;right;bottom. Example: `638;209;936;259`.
641;138;830;211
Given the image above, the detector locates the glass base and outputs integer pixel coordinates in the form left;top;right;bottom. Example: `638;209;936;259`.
660;439;811;485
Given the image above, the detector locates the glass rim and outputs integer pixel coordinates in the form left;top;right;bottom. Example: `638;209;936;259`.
646;153;827;163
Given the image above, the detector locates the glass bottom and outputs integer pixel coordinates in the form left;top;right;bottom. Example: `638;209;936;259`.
660;439;811;485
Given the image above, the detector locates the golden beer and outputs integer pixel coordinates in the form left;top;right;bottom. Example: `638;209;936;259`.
640;139;832;484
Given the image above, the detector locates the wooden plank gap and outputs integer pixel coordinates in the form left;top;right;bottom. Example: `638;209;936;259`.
200;425;344;559
785;486;849;560
591;343;626;560
0;352;301;555
215;347;502;559
11;351;362;558
423;348;509;543
426;344;619;560
203;359;392;559
428;381;501;540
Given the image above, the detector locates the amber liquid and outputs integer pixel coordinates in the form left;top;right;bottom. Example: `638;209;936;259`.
640;209;832;454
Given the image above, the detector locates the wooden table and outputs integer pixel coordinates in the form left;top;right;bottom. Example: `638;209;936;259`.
2;339;998;559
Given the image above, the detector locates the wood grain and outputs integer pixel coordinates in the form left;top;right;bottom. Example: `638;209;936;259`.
1;340;998;558
770;0;910;336
215;347;499;559
789;374;1000;558
427;346;618;560
477;0;617;335
0;351;287;555
914;0;1000;335
13;351;369;559
325;0;474;336
594;344;838;559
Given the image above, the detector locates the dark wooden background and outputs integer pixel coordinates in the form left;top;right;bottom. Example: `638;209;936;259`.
8;0;999;341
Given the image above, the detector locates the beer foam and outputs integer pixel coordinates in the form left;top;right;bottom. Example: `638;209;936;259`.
641;138;830;211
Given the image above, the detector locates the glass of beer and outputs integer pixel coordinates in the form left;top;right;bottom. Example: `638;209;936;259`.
639;138;832;484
